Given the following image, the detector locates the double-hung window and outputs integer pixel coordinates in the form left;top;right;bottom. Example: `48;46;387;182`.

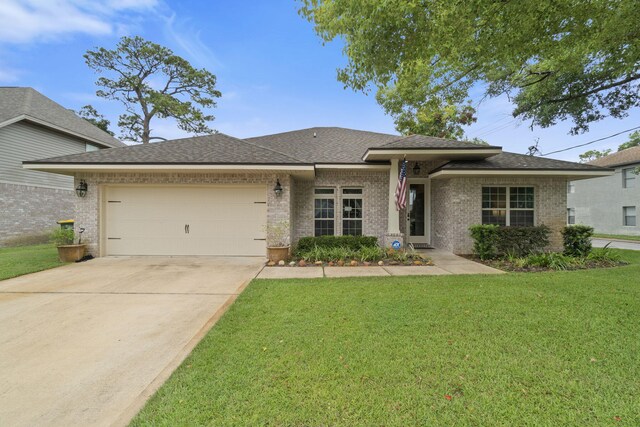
342;188;363;236
314;188;335;236
623;168;636;188
567;208;576;225
482;186;535;227
623;206;636;226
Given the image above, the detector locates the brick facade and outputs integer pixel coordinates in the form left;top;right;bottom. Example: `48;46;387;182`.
0;182;74;246
74;172;291;256
291;170;389;244
431;176;567;253
73;170;567;256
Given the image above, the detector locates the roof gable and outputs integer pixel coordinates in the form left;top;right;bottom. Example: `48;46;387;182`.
0;87;125;148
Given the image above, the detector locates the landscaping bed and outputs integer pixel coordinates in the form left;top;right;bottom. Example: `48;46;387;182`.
465;249;627;272
266;235;433;267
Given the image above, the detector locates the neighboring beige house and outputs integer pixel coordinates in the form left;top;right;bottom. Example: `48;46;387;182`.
0;87;125;245
24;127;611;256
567;146;640;235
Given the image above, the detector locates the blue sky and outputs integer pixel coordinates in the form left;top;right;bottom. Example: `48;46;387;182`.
1;0;638;161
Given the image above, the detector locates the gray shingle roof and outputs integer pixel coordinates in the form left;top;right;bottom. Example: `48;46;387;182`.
246;127;399;163
433;152;612;172
588;145;640;168
375;134;501;150
25;133;308;165
0;87;125;148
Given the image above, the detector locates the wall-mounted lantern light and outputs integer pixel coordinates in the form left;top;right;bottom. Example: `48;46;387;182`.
412;162;421;175
273;178;283;196
75;179;88;198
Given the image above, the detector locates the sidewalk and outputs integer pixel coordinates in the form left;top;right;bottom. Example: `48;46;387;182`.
256;248;503;279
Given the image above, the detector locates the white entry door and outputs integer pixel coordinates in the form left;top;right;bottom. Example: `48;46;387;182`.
405;179;431;245
104;185;267;256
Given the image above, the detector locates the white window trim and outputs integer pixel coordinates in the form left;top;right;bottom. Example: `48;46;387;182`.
623;206;636;227
623;168;636;188
314;188;336;236
567;207;576;225
481;186;536;227
341;187;363;236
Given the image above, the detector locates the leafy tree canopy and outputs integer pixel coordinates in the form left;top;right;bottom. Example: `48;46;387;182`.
300;0;640;136
85;36;221;144
578;149;612;163
618;130;640;151
76;105;114;135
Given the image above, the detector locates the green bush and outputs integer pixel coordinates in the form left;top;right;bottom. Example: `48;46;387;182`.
562;225;594;256
496;225;550;257
469;224;500;260
525;252;578;271
358;246;386;262
49;228;74;246
586;244;622;266
294;235;378;255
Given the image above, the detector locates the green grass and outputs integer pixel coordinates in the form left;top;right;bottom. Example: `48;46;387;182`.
133;250;640;426
0;244;66;281
594;233;640;242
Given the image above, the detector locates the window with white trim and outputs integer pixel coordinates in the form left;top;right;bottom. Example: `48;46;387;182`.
623;206;636;226
623;168;636;188
567;208;576;225
314;188;335;236
342;188;363;236
567;182;575;193
482;186;535;227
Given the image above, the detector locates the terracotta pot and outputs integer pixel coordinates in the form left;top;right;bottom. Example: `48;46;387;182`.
267;246;290;263
57;244;86;262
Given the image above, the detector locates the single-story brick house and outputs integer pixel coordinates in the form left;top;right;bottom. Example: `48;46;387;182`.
23;127;612;256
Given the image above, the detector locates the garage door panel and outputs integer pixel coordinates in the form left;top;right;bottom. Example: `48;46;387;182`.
105;186;267;256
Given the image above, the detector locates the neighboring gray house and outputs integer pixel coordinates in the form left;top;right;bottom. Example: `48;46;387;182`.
0;87;125;245
24;127;611;256
567;146;640;235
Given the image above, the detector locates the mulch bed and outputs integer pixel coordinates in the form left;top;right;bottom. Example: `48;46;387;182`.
266;259;435;267
461;255;626;272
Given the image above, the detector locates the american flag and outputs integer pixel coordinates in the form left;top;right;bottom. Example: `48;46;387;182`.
395;159;408;211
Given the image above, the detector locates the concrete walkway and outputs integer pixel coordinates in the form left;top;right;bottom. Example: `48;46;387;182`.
256;248;502;279
0;256;264;427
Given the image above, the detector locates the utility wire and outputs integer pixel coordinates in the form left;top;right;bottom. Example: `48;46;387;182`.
540;125;640;157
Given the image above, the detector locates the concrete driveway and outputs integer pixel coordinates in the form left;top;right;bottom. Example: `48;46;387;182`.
0;256;264;427
593;238;640;251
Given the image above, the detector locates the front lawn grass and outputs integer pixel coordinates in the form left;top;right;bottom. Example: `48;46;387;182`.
0;244;66;281
133;250;640;426
594;233;640;242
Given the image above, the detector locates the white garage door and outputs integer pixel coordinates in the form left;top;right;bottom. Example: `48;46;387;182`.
104;185;267;256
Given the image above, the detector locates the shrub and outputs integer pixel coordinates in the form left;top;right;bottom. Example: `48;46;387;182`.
562;225;594;256
469;224;500;260
358;246;386;262
50;228;74;246
294;235;378;255
525;253;579;271
586;244;622;266
496;225;550;257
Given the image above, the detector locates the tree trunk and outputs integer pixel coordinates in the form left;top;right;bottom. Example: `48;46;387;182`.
142;115;151;144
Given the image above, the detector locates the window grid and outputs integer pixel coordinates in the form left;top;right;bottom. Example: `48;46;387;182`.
567;182;575;194
567;208;576;225
314;188;335;236
482;186;535;227
623;206;636;227
342;188;363;236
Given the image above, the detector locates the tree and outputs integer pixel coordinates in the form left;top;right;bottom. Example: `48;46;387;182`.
375;65;477;138
300;0;640;136
84;36;221;144
618;130;640;151
76;105;114;135
578;149;612;163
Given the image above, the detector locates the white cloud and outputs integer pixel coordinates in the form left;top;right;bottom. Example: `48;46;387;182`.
0;0;157;44
161;13;223;70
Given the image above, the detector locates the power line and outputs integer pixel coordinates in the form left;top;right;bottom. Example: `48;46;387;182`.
540;125;640;157
475;119;518;138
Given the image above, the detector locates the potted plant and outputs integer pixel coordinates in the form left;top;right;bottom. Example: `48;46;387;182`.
50;228;86;262
265;220;290;262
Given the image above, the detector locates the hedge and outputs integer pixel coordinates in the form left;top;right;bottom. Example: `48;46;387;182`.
469;224;551;259
294;235;379;255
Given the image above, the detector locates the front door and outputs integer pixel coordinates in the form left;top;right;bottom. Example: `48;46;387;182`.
406;179;431;245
